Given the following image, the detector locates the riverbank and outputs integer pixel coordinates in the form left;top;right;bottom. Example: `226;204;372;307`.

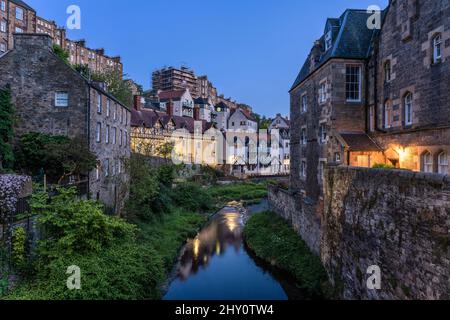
243;211;333;299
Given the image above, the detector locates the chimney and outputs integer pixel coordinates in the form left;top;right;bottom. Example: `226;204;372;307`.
134;95;144;110
14;34;52;52
167;100;174;117
194;107;200;121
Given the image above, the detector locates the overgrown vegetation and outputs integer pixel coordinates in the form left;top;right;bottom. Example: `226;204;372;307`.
207;182;268;207
0;85;15;171
14;133;97;184
244;211;333;299
52;44;69;64
373;163;395;169
91;69;133;108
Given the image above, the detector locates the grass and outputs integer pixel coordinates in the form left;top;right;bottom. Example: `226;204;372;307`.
3;209;206;300
243;211;333;299
207;182;268;207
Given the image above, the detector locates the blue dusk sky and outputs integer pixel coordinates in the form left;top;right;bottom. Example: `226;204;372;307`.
27;0;389;117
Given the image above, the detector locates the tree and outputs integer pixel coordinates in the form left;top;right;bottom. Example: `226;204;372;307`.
92;69;133;108
15;133;97;184
156;141;175;160
73;64;92;79
52;44;69;64
0;85;15;171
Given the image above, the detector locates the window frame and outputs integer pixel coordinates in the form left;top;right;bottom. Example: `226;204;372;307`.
319;82;327;104
404;92;413;126
384;60;391;83
345;65;362;102
96;93;102;114
301;128;307;145
301;94;308;113
423;151;433;173
55;91;69;107
319;123;327;144
438;152;448;175
1;1;5;12
96;122;102;143
16;7;24;21
384;100;392;129
0;21;6;33
432;34;442;64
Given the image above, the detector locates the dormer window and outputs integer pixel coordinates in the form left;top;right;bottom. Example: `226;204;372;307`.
325;30;332;51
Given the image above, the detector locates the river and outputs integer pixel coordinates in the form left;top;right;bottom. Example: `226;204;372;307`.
163;202;304;300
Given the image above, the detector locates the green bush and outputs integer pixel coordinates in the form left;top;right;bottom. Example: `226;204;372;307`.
207;182;268;206
171;182;212;212
244;211;332;298
12;227;27;271
33;188;136;257
372;163;395;169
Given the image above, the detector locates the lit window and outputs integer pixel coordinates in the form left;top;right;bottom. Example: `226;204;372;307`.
404;93;413;126
346;65;362;102
319;123;327;143
55;92;69;107
384;60;391;83
16;7;23;20
423;152;433;173
96;123;101;143
432;34;442;64
438;152;448;175
95;163;100;181
301;94;308;113
0;21;6;33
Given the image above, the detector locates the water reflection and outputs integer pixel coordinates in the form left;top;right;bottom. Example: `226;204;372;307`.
178;208;244;281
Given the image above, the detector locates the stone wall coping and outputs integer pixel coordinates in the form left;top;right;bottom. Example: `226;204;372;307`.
327;166;449;186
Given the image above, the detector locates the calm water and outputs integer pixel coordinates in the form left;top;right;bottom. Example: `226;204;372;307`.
163;206;302;300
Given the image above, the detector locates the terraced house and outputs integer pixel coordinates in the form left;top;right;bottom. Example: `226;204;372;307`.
290;0;450;202
0;34;131;214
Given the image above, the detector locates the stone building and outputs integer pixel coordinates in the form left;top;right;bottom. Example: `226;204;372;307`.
0;0;36;53
268;114;290;174
152;66;200;98
0;34;131;214
290;1;449;203
36;15;65;47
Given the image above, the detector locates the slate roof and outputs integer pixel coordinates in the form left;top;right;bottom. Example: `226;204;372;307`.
339;133;382;152
131;109;214;134
194;97;209;105
230;108;257;122
290;9;380;91
158;89;186;101
11;0;35;12
215;101;229;110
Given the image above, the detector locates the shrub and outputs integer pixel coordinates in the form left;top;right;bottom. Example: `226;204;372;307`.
171;182;212;212
373;163;395;169
12;227;27;271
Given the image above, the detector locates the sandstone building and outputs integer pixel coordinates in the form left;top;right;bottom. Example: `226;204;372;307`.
0;0;122;73
0;34;131;214
290;1;449;203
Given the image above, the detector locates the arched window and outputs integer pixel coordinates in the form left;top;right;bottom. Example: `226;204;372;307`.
404;92;413;126
432;34;442;64
384;60;391;83
438;152;448;174
423;151;433;173
384;100;392;129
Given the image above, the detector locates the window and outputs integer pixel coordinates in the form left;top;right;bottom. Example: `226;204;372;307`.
301;128;307;145
15;27;23;33
301;161;307;178
0;43;5;53
345;65;362;102
106;99;110;117
124;130;128;147
95;164;100;181
0;21;6;33
96;93;102;113
55;92;69;107
318;161;326;181
119;129;123;146
335;152;341;162
301;94;308;113
384;101;392;129
432;34;442;64
112;159;116;176
105;125;110;144
404;92;413;126
319;82;327;103
16;7;23;20
96;123;101;143
423;152;433;173
319;123;327;143
325;30;332;51
438;152;448;174
113;104;117;120
384;60;391;83
104;159;110;177
112;127;117;144
1;1;5;12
